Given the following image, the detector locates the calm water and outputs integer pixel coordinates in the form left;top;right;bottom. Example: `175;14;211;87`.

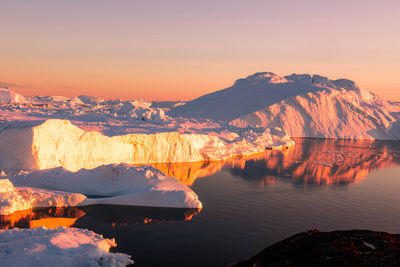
2;139;400;266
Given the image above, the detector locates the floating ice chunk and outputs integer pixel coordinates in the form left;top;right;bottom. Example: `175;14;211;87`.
11;164;203;209
0;178;87;215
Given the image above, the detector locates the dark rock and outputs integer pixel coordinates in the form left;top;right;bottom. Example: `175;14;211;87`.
230;229;400;267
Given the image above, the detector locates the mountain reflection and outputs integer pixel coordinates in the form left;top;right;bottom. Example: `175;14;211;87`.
0;205;201;230
151;139;400;186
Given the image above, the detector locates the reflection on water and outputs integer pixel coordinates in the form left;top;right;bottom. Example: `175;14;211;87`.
0;207;85;229
4;139;398;230
151;138;400;186
0;206;201;230
150;161;225;186
2;139;400;267
75;205;201;225
229;139;400;186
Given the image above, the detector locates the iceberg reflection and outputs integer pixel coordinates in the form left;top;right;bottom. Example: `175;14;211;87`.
228;139;400;186
0;205;201;229
151;139;400;186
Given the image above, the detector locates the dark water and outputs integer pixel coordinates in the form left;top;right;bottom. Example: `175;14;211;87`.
2;139;400;266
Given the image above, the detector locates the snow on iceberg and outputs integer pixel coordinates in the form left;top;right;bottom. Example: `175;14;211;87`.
0;119;294;172
11;163;202;209
167;72;400;140
167;72;357;121
230;87;400;140
0;227;133;267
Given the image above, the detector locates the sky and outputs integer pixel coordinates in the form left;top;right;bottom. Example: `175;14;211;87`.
1;0;400;101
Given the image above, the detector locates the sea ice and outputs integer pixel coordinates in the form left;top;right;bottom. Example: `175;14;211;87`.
0;227;133;266
11;163;202;209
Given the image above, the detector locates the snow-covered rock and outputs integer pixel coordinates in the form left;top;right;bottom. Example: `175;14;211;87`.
0;119;293;171
0;227;133;267
0;88;26;104
11;164;202;209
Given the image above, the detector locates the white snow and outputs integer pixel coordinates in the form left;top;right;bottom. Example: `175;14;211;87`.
0;164;202;215
167;72;332;121
164;71;400;140
10;163;202;209
0;227;133;267
169;72;400;140
230;86;400;140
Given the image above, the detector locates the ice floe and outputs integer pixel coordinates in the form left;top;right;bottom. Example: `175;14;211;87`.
0;226;133;266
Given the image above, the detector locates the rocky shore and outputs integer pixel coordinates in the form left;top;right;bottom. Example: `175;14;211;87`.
231;229;400;267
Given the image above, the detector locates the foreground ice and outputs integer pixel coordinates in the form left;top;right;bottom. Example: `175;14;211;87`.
0;227;133;267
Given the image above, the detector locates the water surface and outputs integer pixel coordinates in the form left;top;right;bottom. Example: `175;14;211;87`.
2;139;400;266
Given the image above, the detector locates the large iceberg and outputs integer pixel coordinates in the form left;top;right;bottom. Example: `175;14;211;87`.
0;119;293;172
167;72;337;121
0;227;133;266
168;72;400;140
230;86;400;139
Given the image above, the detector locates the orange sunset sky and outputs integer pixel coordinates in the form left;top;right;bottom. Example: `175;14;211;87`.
1;0;400;101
